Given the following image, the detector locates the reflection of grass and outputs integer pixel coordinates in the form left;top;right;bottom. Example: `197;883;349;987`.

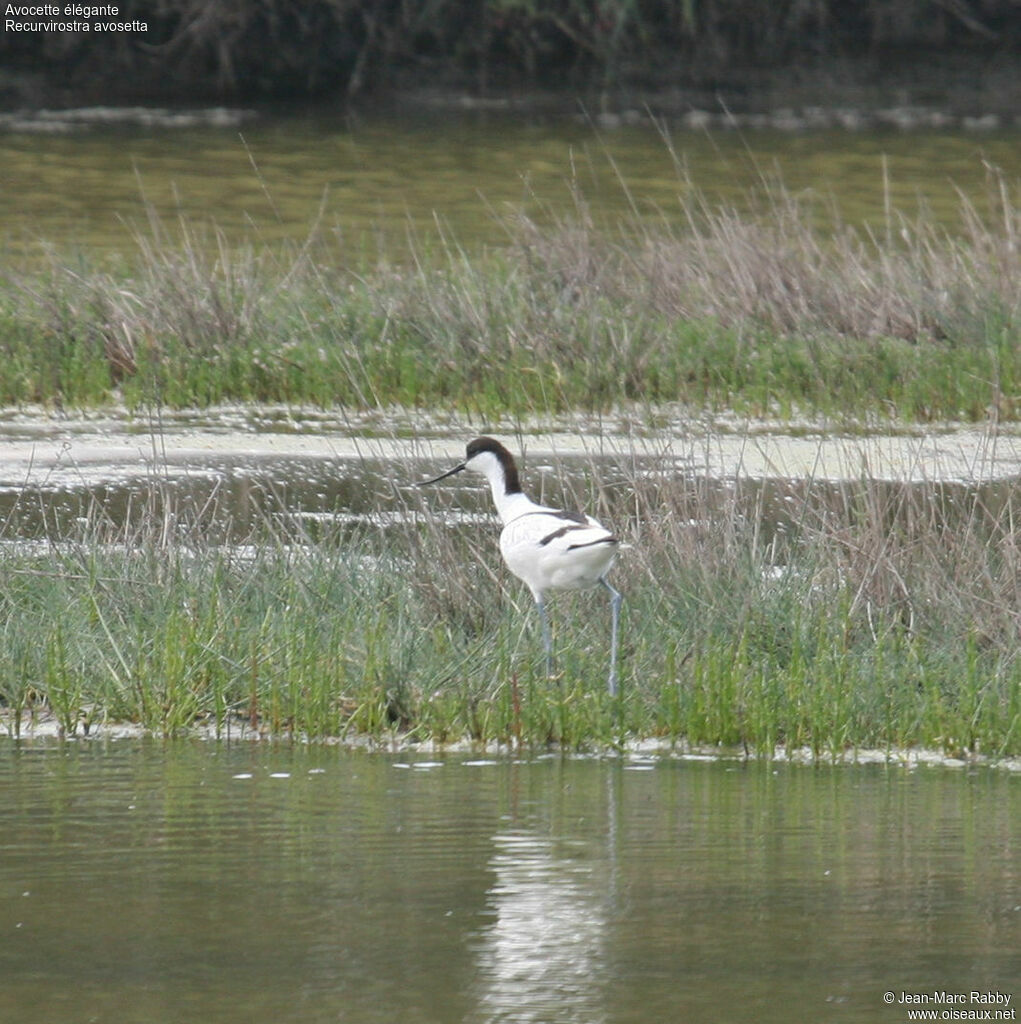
2;453;1019;759
2;165;1021;420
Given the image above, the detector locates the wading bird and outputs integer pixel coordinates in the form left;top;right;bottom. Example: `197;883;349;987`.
418;437;622;694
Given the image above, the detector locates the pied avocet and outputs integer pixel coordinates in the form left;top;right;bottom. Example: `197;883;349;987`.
418;437;622;694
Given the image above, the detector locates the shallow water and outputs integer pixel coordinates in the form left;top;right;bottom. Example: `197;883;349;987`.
3;109;1021;259
0;741;1016;1024
1;412;1021;544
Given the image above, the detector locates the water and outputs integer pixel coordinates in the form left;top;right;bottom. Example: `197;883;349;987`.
0;741;1016;1023
2;431;1020;548
3;109;1021;259
1;411;1021;551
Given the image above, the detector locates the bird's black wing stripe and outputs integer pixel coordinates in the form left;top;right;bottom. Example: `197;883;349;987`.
567;535;619;551
538;524;589;546
557;510;588;524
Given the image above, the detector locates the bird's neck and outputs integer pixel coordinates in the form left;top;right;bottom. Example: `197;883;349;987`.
494;490;543;525
481;466;535;525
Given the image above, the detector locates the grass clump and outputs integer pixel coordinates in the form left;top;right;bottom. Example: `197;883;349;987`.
1;449;1019;761
2;165;1021;421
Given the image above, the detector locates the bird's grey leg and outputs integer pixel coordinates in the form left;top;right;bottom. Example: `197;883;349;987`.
534;594;554;676
600;577;622;696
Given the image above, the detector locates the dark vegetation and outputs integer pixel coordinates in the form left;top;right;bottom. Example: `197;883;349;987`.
2;0;1019;106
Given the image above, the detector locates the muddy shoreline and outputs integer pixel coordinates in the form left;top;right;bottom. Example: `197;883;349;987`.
6;708;1021;771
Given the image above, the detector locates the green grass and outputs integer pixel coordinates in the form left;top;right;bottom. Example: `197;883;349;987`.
1;462;1019;760
2;167;1021;422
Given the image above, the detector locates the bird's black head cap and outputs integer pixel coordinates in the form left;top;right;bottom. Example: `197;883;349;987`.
466;437;522;494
